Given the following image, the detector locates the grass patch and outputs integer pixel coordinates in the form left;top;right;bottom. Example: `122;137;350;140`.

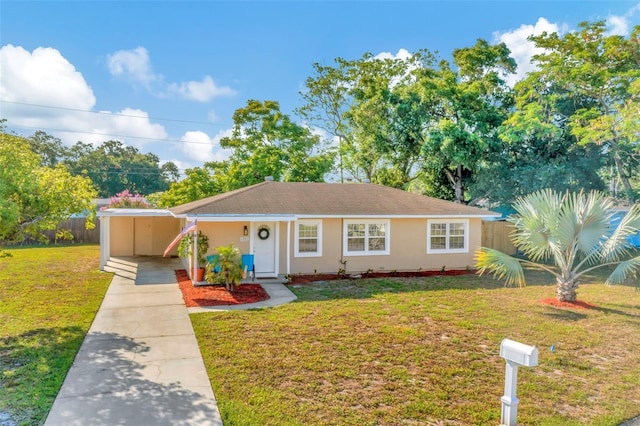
0;245;112;426
192;270;640;425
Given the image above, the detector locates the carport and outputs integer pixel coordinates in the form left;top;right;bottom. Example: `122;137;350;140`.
98;208;181;270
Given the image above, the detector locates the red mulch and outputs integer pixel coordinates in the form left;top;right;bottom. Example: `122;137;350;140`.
540;298;597;309
175;270;270;307
288;269;476;285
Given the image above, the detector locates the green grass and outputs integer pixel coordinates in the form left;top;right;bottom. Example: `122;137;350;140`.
0;245;112;426
192;269;640;425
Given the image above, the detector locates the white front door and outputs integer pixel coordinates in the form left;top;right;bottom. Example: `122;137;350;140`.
253;222;277;277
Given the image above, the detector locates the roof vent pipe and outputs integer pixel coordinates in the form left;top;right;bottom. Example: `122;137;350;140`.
264;176;274;181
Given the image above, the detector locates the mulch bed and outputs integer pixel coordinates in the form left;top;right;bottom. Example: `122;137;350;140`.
540;298;597;309
288;269;476;285
175;270;270;307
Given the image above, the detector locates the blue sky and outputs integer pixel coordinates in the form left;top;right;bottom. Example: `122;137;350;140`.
1;1;639;175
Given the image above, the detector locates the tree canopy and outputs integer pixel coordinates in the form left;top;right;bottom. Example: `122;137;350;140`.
4;19;638;210
512;21;640;201
298;40;516;203
157;100;336;207
63;139;179;197
0;132;97;243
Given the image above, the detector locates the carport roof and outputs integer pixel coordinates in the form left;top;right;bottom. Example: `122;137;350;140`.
169;181;499;218
97;208;174;217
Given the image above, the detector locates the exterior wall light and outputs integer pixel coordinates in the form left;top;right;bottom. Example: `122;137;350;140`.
243;225;249;236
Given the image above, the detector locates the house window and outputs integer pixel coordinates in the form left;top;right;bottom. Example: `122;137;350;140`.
344;220;390;256
295;220;322;257
427;219;469;254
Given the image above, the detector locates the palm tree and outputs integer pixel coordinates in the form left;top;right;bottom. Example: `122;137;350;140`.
476;189;640;302
207;244;243;291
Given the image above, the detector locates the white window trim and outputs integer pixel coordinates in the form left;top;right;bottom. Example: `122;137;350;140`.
427;219;469;254
294;219;322;257
343;219;390;256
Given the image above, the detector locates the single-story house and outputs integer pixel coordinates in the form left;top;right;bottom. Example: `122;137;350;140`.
98;181;499;278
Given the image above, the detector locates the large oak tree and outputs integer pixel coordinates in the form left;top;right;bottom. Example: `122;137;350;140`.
0;131;97;243
521;21;640;200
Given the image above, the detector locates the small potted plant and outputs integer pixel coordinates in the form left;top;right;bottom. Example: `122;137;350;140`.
207;244;243;291
178;230;209;282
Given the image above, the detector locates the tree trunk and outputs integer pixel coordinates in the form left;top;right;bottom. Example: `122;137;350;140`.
613;151;635;200
556;278;578;302
444;166;464;204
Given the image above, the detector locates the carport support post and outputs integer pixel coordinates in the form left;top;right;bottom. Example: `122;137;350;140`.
501;360;519;426
193;229;198;284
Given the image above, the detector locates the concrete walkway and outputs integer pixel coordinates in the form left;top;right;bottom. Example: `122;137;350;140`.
45;257;223;426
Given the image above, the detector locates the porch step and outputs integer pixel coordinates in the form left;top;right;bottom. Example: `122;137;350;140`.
104;258;138;279
107;257;138;270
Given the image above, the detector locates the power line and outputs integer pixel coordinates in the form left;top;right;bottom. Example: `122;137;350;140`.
81;170;183;175
8;123;222;146
0;99;232;127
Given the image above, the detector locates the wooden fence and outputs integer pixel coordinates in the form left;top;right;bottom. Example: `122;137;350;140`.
482;220;517;255
13;217;101;245
46;217;101;244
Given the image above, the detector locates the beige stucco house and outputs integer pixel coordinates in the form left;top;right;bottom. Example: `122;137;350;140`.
98;181;499;278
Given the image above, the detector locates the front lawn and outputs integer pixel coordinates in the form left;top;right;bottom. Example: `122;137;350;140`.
0;245;112;426
192;270;640;425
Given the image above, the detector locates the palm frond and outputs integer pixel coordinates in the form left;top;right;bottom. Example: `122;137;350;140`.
601;204;640;262
510;189;563;262
475;248;525;287
570;190;613;255
605;255;640;286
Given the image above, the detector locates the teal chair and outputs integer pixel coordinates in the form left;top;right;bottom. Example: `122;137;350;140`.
241;254;255;281
206;255;220;273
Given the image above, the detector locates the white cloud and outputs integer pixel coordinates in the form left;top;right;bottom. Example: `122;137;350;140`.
606;3;639;36
107;46;157;87
167;76;236;102
107;47;235;102
606;15;629;36
374;48;412;61
0;44;167;149
493;18;567;86
179;128;233;163
96;108;167;143
0;44;96;109
372;48;419;88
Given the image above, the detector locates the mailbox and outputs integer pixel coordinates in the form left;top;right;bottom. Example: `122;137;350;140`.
500;339;538;367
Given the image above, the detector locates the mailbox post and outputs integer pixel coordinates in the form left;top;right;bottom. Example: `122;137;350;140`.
499;339;538;426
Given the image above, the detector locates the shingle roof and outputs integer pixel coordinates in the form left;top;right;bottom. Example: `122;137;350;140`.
169;182;498;218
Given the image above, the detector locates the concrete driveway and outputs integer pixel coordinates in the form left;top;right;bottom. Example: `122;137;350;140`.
45;257;223;426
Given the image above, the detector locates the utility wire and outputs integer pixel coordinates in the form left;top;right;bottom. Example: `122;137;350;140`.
0;100;232;127
81;170;185;175
9;124;221;145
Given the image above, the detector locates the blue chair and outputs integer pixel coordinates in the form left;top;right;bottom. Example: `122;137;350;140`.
206;255;220;273
241;254;255;281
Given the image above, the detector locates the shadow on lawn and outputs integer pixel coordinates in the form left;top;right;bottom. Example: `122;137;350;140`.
539;301;640;322
290;267;640;307
1;326;86;426
288;270;564;302
45;331;220;426
590;305;640;320
541;309;589;322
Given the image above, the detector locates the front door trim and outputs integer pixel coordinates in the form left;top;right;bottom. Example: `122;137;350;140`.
251;222;279;278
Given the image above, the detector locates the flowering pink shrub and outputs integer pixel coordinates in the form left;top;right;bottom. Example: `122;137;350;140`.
101;190;152;210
